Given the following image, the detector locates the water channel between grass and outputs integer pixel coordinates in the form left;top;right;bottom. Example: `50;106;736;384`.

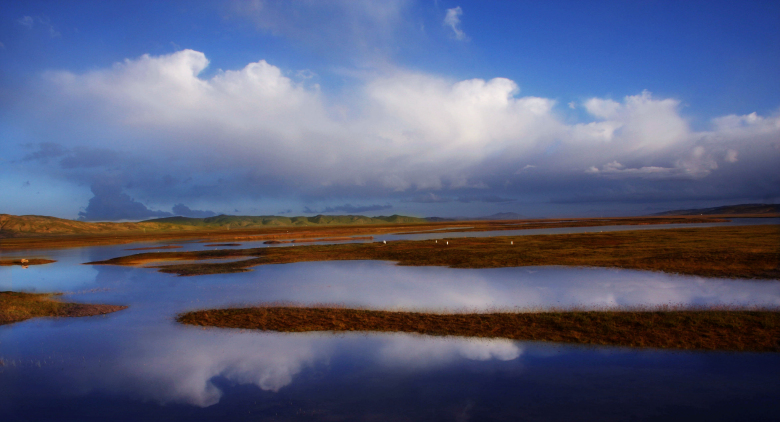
1;220;779;420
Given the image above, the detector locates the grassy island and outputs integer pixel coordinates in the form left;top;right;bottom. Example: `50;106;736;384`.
88;225;780;279
178;306;780;352
0;258;56;267
0;291;127;325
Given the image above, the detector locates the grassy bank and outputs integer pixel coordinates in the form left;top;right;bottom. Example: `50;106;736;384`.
2;216;729;251
0;291;127;325
177;306;780;352
89;225;780;279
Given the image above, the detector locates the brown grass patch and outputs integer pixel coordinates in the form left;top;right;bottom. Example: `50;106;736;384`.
0;258;56;267
88;225;780;279
177;306;780;352
0;291;127;325
1;216;732;251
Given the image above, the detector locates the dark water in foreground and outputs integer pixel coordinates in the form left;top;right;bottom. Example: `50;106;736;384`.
1;222;779;421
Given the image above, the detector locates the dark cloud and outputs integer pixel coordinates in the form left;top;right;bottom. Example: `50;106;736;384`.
457;195;515;203
59;146;122;169
78;184;172;221
22;142;68;162
402;193;452;203
22;143;122;169
171;203;217;218
303;204;392;214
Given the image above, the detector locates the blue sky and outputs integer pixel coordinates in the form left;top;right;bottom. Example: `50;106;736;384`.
1;0;779;220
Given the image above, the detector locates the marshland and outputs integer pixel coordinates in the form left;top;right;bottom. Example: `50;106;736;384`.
2;216;779;419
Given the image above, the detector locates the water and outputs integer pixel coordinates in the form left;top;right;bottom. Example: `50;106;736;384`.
378;217;780;242
1;223;780;420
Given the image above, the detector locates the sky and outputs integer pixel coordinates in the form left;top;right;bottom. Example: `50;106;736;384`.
1;0;779;220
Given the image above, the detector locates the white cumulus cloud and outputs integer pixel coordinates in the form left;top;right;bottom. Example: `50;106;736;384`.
12;49;780;206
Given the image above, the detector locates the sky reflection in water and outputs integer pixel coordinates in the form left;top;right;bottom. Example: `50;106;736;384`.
1;236;779;419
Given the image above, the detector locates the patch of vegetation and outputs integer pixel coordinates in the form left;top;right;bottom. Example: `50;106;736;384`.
177;306;780;352
2;213;729;251
89;225;780;279
0;258;56;267
0;291;127;325
391;216;730;235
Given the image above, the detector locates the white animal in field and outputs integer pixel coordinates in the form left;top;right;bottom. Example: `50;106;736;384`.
383;240;386;244
511;241;513;245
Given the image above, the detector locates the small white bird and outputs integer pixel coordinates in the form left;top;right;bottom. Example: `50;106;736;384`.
511;241;513;245
435;240;438;243
446;241;449;245
383;240;386;244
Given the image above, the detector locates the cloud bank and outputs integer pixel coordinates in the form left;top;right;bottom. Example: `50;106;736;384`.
78;184;173;221
303;204;392;214
13;50;780;217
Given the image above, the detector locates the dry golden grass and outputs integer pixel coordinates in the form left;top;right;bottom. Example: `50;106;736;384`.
178;306;780;352
89;225;780;279
1;216;730;250
0;291;127;325
0;258;56;267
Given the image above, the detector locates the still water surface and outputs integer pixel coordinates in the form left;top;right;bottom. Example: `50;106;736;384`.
1;223;779;420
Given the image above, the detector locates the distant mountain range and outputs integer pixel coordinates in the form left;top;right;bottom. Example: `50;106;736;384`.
0;213;428;238
651;204;780;216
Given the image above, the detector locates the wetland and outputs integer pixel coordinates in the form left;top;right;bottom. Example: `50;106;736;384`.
1;217;779;420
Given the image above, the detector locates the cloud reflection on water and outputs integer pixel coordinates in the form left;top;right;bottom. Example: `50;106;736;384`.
3;256;780;410
48;325;524;407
